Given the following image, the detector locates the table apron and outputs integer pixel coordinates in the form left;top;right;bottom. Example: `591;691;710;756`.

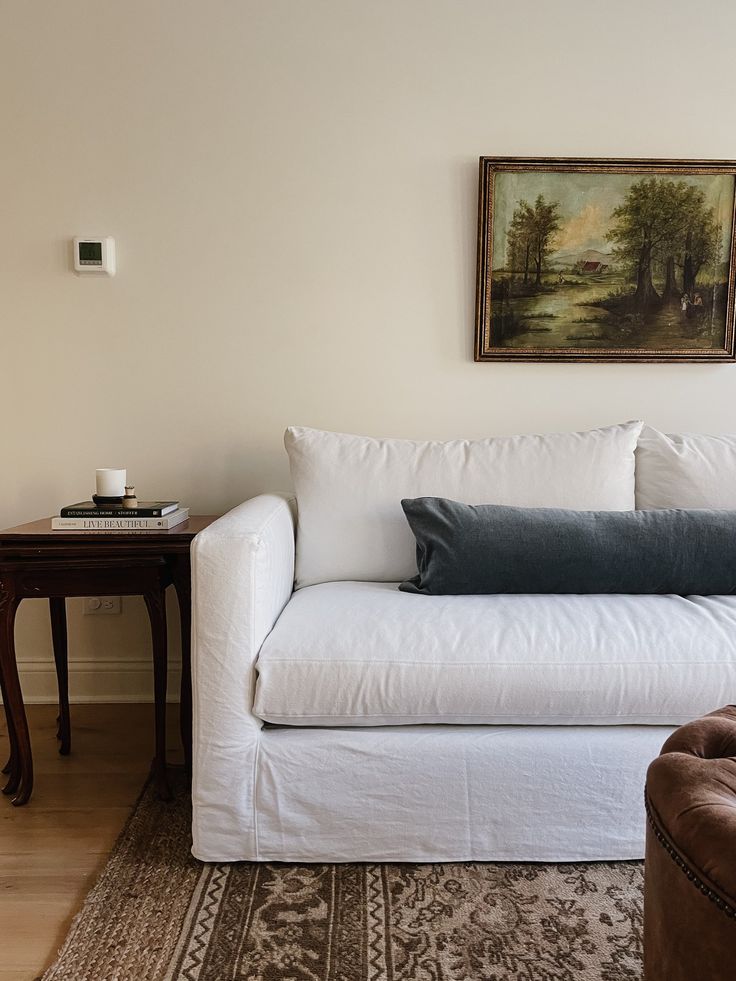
0;561;171;600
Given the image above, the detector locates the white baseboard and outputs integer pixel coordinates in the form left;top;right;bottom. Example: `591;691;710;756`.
15;658;183;704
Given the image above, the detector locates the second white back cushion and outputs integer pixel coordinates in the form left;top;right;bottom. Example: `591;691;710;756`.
285;421;643;587
636;427;736;508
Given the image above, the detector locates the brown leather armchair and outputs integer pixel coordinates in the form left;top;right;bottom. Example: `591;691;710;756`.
644;706;736;981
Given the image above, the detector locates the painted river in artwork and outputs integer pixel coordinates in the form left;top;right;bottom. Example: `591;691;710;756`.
494;273;723;350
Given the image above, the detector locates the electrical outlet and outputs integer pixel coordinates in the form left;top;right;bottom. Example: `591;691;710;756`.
84;596;122;615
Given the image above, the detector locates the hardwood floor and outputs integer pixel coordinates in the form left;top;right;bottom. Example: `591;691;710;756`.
0;703;182;981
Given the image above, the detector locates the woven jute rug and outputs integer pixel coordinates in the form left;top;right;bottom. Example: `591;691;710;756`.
42;774;643;981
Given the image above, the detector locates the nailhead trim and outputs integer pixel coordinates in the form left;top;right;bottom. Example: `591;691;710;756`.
645;790;736;919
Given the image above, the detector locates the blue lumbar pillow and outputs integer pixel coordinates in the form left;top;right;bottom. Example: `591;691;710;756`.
400;497;736;595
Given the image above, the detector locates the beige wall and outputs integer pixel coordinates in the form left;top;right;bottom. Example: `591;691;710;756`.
3;0;736;699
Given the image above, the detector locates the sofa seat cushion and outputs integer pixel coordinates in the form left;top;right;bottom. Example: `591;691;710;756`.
253;581;736;726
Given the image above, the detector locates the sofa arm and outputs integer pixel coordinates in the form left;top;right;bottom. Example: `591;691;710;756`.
191;492;296;732
191;493;295;860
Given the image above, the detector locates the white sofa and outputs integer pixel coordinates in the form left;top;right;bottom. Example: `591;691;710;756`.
190;422;736;862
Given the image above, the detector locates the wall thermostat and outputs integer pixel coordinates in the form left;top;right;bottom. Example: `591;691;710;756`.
73;237;116;276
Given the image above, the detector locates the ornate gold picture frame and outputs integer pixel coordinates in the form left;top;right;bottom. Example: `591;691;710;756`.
475;157;736;362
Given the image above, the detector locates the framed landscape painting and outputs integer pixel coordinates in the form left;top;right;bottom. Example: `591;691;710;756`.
475;157;736;362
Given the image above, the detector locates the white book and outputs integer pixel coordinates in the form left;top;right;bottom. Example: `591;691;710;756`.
52;508;190;531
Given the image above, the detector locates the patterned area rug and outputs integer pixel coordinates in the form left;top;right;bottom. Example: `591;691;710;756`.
42;774;643;981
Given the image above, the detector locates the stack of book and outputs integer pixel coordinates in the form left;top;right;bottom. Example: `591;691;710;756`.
52;501;189;531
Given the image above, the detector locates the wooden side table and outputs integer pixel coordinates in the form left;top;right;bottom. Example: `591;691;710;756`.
0;516;217;806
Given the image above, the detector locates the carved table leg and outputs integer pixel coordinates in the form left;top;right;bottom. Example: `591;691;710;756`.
49;597;71;756
0;663;18;780
0;579;32;805
171;555;192;778
144;584;171;800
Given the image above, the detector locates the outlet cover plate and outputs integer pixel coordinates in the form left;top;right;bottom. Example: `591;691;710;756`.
84;596;122;615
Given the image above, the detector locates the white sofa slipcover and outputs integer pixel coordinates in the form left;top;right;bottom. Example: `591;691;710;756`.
191;492;672;862
191;424;735;863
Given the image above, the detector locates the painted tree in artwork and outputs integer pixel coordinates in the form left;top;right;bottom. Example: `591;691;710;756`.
530;195;560;285
651;181;692;303
608;179;671;310
681;190;721;294
506;200;534;281
660;185;721;300
608;178;721;311
506;196;560;284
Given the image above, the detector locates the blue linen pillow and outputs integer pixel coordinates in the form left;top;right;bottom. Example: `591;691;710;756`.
399;497;736;595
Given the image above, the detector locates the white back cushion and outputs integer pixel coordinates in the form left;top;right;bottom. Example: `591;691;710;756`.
286;422;643;587
636;427;736;508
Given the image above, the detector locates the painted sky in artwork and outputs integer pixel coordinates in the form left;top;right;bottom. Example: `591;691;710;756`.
491;171;734;268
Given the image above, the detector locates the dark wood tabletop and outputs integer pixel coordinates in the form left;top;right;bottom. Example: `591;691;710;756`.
0;517;219;558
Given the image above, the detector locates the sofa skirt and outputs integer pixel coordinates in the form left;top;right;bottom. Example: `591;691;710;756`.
192;723;673;863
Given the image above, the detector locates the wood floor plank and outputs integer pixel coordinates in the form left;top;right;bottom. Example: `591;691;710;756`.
0;703;182;980
0;902;77;971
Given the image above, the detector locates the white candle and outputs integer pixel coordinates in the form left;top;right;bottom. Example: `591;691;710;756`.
96;468;127;497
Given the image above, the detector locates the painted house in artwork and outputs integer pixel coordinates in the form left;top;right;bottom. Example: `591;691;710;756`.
576;260;609;273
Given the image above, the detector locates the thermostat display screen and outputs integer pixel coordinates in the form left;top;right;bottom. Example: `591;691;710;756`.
73;236;115;275
79;241;103;263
